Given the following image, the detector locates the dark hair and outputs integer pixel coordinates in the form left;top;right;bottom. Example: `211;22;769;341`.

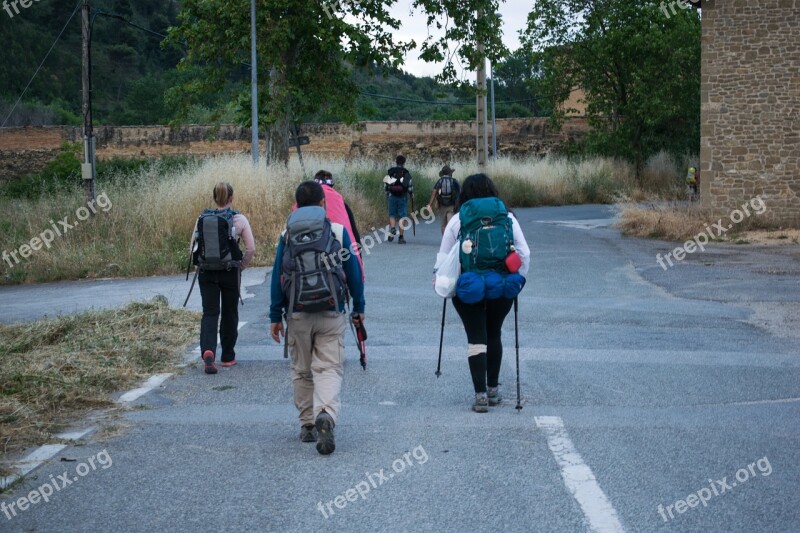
396;155;406;166
296;181;325;207
314;170;333;182
456;174;499;213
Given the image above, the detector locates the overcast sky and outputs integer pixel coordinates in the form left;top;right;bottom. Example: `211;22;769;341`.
386;0;532;78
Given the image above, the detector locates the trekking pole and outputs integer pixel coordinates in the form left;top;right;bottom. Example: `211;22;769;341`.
183;268;198;308
435;298;446;378
514;297;522;411
410;195;416;236
283;312;289;359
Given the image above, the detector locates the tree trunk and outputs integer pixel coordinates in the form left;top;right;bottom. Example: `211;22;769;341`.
265;66;290;166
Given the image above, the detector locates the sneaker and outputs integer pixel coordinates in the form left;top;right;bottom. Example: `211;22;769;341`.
315;411;336;455
202;350;217;375
300;424;317;443
220;359;237;367
387;230;395;242
473;392;489;413
488;387;502;406
398;235;406;244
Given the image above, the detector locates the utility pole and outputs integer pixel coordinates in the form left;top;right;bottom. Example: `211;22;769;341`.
476;10;488;171
490;60;497;161
250;0;259;164
81;0;96;203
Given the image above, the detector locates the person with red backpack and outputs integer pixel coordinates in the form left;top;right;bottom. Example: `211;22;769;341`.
437;174;530;412
427;165;460;234
270;181;365;455
189;182;256;374
384;155;414;244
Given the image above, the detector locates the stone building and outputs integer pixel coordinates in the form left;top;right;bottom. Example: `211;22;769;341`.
701;0;800;222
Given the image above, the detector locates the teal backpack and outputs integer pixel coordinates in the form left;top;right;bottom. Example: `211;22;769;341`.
458;197;514;274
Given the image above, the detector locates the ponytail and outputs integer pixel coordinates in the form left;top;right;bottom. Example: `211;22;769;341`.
213;182;234;207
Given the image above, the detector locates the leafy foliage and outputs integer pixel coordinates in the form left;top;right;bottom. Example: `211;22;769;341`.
522;0;701;173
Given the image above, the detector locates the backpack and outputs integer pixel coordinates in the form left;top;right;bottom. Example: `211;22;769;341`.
281;206;348;317
387;167;409;197
192;209;243;270
438;176;457;207
458;198;514;274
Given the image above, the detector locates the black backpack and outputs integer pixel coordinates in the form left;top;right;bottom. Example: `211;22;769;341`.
281;206;348;317
438;176;457;207
387;167;409;197
192;209;243;270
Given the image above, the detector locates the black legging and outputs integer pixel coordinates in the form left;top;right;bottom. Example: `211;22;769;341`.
452;296;514;393
199;268;240;363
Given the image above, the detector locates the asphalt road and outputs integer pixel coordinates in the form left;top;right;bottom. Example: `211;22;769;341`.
2;205;799;532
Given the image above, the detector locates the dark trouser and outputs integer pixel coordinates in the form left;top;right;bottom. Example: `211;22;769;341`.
199;268;240;363
452;297;514;394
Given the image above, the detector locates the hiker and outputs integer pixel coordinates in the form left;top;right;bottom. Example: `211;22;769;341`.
190;182;255;374
427;164;460;234
686;167;699;199
384;155;414;244
270;181;365;455
438;174;530;412
311;170;364;276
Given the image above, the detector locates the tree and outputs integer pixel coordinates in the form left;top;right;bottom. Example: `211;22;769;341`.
167;0;504;164
523;0;701;176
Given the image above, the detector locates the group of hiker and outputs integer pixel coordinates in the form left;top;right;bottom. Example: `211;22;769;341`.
188;156;530;455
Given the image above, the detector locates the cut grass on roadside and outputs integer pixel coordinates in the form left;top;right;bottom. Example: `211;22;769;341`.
0;301;200;463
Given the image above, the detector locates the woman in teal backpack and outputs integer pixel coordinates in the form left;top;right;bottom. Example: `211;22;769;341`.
437;174;530;412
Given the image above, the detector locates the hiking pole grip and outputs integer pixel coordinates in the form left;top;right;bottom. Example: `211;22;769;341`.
514;297;522;411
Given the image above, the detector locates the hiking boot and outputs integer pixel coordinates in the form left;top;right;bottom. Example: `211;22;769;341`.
398;235;406;244
387;228;396;242
202;350;218;375
300;424;317;443
220;359;237;368
473;392;489;413
488;387;502;406
315;411;336;455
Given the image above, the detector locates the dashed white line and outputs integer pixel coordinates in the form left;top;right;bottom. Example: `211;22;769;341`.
0;428;96;489
535;416;625;533
118;373;174;403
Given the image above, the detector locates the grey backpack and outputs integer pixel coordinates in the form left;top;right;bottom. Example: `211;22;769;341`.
281;207;347;317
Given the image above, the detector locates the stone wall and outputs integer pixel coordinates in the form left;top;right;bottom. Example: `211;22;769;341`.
0;118;589;182
701;0;800;222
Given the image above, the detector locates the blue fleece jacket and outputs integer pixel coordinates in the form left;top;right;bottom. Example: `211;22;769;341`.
269;229;365;323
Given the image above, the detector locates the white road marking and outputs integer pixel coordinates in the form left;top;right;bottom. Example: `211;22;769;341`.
118;373;174;403
535;416;625;533
0;428;96;489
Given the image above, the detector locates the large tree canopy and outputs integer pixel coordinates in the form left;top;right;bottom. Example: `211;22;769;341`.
167;0;504;164
523;0;701;172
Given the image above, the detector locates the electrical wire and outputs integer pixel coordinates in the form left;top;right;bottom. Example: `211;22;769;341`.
1;1;83;128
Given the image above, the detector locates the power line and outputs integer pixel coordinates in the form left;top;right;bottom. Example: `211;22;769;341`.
1;1;83;128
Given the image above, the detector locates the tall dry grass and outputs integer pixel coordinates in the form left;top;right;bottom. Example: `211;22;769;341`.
0;152;689;283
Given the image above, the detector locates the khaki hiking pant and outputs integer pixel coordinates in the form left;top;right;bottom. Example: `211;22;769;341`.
287;311;346;427
438;205;455;233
